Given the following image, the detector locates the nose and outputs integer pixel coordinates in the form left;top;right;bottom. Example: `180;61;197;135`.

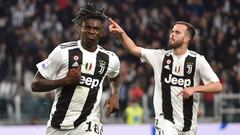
87;28;95;34
170;32;176;38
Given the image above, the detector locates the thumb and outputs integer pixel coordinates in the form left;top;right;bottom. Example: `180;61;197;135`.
76;65;81;71
104;99;110;107
109;24;115;32
177;90;183;97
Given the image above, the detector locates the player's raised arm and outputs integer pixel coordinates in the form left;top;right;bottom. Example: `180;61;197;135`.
109;18;141;58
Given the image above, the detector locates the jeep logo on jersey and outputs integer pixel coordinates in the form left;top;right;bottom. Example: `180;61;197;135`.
79;75;100;89
164;74;191;87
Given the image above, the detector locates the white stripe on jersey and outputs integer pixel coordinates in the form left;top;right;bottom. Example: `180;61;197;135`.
60;86;90;129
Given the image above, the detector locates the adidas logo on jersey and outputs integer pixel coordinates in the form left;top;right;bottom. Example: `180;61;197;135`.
164;65;170;70
164;74;191;87
72;61;79;67
80;75;100;89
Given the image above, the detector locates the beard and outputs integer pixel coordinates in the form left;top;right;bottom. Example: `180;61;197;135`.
168;39;183;49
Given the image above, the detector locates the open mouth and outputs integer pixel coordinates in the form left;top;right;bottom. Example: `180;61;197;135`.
86;36;96;41
87;34;96;39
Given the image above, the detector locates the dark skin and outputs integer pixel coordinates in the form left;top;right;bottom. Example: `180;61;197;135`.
31;18;121;116
80;18;104;52
31;66;82;92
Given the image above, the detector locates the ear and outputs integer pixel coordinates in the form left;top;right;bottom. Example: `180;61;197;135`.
74;24;81;33
76;27;81;33
75;26;82;39
184;33;191;43
99;29;104;37
184;36;190;43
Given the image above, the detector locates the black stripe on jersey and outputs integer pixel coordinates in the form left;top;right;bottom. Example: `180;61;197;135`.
182;56;196;131
51;48;83;129
74;51;109;127
51;85;76;129
161;54;174;123
59;41;77;49
68;48;83;69
94;51;109;79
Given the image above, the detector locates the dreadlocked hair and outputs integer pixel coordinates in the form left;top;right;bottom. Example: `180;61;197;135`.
72;0;108;26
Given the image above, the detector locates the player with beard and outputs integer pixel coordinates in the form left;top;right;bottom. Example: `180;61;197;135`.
109;19;222;135
31;1;121;135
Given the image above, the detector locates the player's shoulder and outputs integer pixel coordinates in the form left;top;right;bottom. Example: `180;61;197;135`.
188;50;207;64
165;49;172;56
188;50;202;57
143;48;166;56
98;46;118;57
59;41;78;49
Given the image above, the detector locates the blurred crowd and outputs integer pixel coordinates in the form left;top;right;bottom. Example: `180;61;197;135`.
0;0;240;124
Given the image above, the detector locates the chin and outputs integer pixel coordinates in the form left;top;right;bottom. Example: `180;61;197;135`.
86;40;98;45
168;43;174;48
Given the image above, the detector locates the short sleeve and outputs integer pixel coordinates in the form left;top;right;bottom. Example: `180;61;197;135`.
198;56;219;84
107;52;120;79
36;46;62;79
140;47;165;65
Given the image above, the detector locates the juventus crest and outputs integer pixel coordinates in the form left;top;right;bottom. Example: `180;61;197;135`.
98;60;106;74
186;62;193;74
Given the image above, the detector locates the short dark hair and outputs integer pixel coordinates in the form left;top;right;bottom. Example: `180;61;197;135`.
175;21;196;41
72;0;108;26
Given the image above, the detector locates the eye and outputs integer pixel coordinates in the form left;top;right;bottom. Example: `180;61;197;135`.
93;27;100;31
84;26;91;30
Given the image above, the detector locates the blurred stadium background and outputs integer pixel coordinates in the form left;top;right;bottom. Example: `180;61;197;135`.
0;0;240;134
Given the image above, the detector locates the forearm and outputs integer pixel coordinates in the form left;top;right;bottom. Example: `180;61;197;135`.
31;78;68;92
109;75;121;95
117;31;141;57
194;82;222;93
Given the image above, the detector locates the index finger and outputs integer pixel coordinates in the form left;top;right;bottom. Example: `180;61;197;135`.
108;18;118;26
104;100;109;107
106;106;113;117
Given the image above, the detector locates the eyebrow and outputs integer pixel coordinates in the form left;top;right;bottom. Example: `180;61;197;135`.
171;29;181;34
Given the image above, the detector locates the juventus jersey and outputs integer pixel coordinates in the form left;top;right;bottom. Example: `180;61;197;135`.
36;40;120;129
140;48;219;131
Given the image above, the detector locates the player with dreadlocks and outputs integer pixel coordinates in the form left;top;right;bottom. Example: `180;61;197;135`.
31;1;121;135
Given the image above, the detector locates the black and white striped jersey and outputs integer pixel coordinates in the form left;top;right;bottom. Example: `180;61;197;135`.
140;48;219;131
36;40;120;129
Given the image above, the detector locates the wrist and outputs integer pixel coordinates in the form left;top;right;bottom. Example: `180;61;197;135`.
62;77;71;85
192;86;199;93
112;91;119;97
116;30;125;38
120;30;125;35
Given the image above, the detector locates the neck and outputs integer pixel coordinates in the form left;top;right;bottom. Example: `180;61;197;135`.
81;40;97;52
173;45;188;56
